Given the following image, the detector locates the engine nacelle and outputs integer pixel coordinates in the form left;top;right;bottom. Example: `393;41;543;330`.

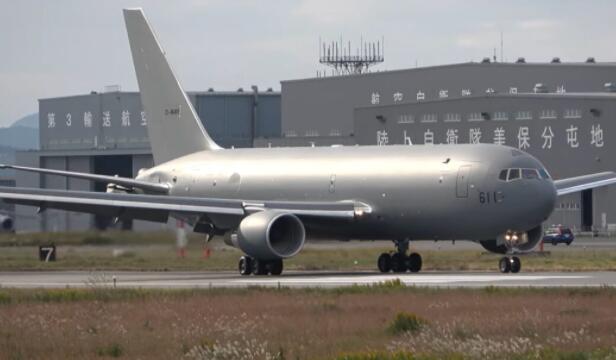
480;225;543;254
227;210;306;260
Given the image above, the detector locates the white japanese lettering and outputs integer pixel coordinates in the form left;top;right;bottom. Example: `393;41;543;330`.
371;92;380;105
541;126;554;149
121;110;131;127
424;129;434;145
566;125;579;148
102;111;111;127
591;124;604;148
469;128;481;144
517;127;530;149
83;111;93;128
376;130;389;146
445;129;458;144
493;127;506;145
47;113;56;128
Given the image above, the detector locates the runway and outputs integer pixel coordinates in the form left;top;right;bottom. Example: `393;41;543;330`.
0;270;614;289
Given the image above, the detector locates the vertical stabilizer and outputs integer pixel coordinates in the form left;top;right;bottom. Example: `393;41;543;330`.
123;8;220;165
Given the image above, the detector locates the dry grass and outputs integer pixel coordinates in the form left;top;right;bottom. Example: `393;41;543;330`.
0;287;615;359
1;242;616;272
1;231;616;272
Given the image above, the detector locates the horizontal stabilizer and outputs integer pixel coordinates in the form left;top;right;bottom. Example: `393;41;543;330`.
0;164;169;194
554;171;616;196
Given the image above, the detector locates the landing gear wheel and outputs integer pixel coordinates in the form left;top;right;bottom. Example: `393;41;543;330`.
499;256;511;273
408;253;422;273
510;256;521;273
268;259;284;276
239;256;253;276
391;253;407;273
377;253;392;273
251;259;268;275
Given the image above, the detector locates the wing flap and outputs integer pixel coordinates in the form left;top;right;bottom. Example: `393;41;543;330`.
555;172;616;196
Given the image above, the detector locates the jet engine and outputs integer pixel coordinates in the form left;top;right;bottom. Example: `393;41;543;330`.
225;210;306;260
480;225;543;254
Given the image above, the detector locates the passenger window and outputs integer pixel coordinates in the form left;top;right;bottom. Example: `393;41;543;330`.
508;168;520;181
522;168;539;179
498;169;508;181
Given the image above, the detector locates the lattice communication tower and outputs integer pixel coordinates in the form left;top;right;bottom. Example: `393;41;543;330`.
319;38;384;75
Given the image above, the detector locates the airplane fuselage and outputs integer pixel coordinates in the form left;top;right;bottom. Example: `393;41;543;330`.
137;143;557;242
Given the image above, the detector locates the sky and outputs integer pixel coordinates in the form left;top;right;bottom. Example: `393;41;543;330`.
1;0;615;126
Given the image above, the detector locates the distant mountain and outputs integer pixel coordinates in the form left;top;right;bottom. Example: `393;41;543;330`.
0;127;38;150
11;113;38;129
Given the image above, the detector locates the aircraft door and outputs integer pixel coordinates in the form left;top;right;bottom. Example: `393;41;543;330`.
456;165;471;198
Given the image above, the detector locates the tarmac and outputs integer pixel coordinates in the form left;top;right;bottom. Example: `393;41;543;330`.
0;270;614;289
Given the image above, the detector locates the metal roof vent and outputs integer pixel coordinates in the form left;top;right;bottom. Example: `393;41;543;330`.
605;83;616;92
481;57;491;63
533;83;548;93
237;87;244;92
207;88;214;92
267;88;274;92
551;57;561;63
586;57;596;63
516;57;526;63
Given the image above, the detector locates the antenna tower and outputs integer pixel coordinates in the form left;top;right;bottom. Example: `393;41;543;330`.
319;37;384;75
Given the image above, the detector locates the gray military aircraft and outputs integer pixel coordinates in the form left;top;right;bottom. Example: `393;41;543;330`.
1;8;616;275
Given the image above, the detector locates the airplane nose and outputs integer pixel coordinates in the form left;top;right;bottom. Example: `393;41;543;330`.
531;181;557;223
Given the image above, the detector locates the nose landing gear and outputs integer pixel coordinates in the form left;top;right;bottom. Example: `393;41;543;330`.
377;239;422;273
498;256;521;273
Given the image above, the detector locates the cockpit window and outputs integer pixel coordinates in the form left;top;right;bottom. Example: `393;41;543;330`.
539;168;551;179
498;169;508;181
522;168;539;179
508;168;520;181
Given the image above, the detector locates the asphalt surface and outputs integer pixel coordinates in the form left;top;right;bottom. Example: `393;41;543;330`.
0;270;614;289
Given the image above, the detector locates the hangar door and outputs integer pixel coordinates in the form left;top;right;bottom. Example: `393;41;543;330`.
93;155;133;230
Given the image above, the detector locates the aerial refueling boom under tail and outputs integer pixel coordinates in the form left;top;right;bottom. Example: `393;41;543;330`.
1;8;616;275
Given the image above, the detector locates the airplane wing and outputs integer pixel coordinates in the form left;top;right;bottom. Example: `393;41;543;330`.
554;171;616;196
0;164;169;194
0;186;363;224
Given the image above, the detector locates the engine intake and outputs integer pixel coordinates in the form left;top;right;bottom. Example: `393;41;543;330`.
232;210;306;260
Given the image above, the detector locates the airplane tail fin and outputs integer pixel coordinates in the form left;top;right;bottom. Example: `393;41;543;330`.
123;8;220;165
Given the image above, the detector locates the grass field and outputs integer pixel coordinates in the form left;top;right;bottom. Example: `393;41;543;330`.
0;231;616;272
0;286;615;359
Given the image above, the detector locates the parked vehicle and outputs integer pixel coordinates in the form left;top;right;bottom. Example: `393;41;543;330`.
542;226;574;246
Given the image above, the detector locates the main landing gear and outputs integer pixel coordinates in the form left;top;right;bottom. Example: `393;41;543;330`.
377;240;422;273
238;256;283;276
498;256;521;273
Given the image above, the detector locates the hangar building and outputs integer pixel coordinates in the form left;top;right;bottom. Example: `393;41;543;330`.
15;59;616;234
16;89;281;231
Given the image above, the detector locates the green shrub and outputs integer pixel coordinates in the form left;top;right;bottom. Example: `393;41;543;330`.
97;343;123;357
388;312;428;335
